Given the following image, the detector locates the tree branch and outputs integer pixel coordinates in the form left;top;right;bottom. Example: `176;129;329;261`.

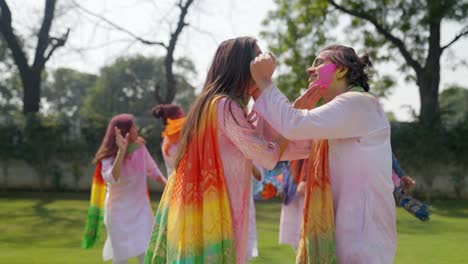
189;24;219;44
168;0;194;54
70;0;167;48
163;0;194;103
441;27;468;51
328;0;423;75
42;28;70;66
33;0;56;70
0;0;31;76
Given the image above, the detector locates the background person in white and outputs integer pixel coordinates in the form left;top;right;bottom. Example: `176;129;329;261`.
96;114;167;264
250;45;397;263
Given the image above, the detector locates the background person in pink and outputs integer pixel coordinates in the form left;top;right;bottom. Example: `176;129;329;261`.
250;45;397;263
94;114;167;264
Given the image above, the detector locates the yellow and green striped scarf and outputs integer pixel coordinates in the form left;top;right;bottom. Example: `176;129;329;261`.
81;161;106;249
296;140;337;264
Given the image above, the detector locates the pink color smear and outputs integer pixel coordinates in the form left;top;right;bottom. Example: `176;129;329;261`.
313;63;337;91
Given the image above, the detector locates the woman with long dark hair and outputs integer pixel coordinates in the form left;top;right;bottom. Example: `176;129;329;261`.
144;37;288;264
81;114;166;264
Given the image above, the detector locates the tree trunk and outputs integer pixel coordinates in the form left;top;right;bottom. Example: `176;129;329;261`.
164;52;176;104
417;21;442;127
22;70;42;113
1;0;65;114
418;71;440;126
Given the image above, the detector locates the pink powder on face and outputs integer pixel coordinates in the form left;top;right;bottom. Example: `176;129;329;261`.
314;63;337;91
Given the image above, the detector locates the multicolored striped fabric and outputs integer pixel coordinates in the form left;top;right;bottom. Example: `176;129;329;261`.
144;96;235;264
290;159;308;184
296;140;337;264
253;162;285;200
394;182;431;221
392;153;431;221
283;159;308;205
81;161;106;248
280;161;297;205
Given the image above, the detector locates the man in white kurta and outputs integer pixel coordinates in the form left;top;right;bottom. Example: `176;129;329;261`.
253;84;397;263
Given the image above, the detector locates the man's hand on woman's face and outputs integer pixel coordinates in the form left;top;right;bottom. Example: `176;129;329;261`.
293;83;325;110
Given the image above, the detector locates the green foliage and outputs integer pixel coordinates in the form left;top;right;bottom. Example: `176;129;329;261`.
261;0;468;114
261;0;332;100
0;75;22;115
386;111;397;122
42;68;97;118
392;122;450;196
391;86;468;198
0;114;101;192
438;85;468;198
81;55;195;121
20;114;68;192
370;74;396;98
336;0;468;69
0;54;198;191
439;85;468;127
0;61;23;116
79;55;196;168
261;0;398;100
446;121;468;198
0;120;21;191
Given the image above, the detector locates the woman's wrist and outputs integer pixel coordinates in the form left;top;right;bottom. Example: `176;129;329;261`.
116;149;125;158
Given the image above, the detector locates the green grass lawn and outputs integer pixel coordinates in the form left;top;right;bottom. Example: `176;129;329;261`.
0;193;467;264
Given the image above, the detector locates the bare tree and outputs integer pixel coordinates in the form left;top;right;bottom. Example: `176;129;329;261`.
0;0;70;113
72;0;195;104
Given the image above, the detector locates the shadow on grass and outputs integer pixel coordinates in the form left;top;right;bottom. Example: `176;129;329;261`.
0;199;89;247
396;199;468;236
0;191;164;249
429;199;468;218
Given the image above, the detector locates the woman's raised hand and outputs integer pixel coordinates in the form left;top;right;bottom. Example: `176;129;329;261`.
250;52;277;91
114;126;129;153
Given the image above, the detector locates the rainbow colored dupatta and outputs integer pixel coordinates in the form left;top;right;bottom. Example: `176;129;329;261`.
296;140;337;264
144;96;235;264
81;161;106;248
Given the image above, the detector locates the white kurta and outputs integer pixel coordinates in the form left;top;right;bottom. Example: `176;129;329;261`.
161;137;178;177
246;191;259;261
247;162;264;261
101;145;163;262
253;85;397;264
279;195;304;250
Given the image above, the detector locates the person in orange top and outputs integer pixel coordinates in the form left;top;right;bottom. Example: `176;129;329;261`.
152;104;185;177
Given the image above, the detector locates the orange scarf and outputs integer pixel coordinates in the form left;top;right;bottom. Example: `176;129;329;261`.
161;117;185;155
290;159;308;184
296;140;337;264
